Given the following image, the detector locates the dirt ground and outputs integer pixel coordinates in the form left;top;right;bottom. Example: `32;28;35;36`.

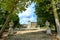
0;29;59;40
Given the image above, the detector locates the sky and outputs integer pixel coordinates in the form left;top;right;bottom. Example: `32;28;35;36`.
18;2;37;24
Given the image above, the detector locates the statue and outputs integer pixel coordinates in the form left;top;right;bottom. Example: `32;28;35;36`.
8;20;14;35
45;21;52;35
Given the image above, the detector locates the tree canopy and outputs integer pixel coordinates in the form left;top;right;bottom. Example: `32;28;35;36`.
35;0;60;26
0;0;32;37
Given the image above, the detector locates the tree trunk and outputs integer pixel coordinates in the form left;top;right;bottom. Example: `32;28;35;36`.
0;6;15;37
52;0;60;38
0;13;13;37
0;0;19;37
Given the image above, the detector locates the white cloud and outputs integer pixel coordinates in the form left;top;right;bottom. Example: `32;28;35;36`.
18;2;37;24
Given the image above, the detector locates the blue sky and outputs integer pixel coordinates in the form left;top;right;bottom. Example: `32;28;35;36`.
18;2;37;24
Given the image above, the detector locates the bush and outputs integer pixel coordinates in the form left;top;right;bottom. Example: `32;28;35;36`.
0;25;2;29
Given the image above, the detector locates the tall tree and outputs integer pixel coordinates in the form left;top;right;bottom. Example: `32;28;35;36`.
35;0;60;38
0;0;31;37
51;0;60;38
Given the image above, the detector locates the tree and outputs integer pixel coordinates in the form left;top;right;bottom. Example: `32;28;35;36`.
35;0;60;38
35;0;55;25
0;0;31;37
51;0;60;38
0;10;9;29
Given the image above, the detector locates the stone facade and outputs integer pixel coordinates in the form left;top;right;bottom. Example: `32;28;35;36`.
31;22;37;28
21;22;37;28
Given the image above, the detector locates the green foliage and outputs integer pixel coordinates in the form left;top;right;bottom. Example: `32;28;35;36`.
0;10;8;25
35;0;55;25
0;0;31;13
0;9;9;29
11;13;18;21
0;0;32;29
